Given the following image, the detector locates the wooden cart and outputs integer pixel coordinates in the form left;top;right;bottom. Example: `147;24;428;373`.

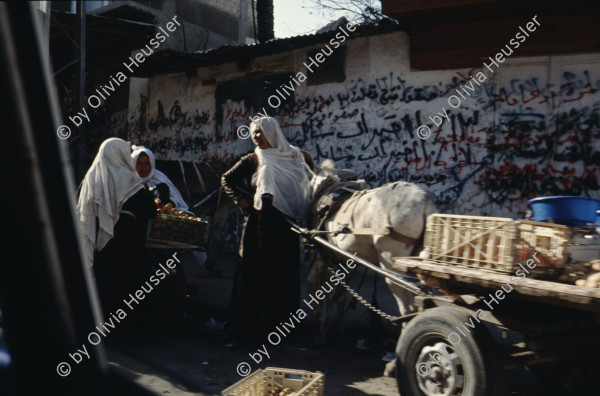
387;256;600;396
295;217;600;396
291;209;600;395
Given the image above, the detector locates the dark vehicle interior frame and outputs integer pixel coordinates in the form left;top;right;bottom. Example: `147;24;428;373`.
0;3;191;395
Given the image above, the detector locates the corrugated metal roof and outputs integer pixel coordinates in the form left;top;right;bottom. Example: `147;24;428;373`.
131;19;405;78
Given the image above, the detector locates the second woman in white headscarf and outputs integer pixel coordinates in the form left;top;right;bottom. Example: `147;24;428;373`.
130;145;192;215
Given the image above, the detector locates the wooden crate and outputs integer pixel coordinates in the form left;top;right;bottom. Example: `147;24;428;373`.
423;214;571;277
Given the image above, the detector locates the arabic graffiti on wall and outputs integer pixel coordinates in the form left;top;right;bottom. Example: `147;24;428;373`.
128;63;600;218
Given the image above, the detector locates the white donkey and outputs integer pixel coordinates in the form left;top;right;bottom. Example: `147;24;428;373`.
302;155;438;375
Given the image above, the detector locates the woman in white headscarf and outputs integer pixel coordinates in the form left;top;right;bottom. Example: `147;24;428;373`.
77;138;156;336
130;145;192;215
221;116;311;342
77;138;155;264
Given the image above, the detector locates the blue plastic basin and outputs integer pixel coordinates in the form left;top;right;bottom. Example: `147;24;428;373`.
528;196;600;226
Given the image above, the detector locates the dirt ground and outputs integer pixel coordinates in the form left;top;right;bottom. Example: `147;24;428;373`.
104;250;571;395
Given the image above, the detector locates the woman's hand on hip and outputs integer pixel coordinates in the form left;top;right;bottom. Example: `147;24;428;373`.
238;197;250;215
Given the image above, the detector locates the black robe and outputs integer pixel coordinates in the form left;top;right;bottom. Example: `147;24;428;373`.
222;153;301;342
93;187;156;337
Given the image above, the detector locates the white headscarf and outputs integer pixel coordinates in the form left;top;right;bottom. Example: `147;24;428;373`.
130;144;156;182
131;145;191;214
251;116;311;220
77;138;144;265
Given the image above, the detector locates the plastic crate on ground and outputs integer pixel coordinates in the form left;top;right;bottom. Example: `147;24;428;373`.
422;214;571;278
221;367;325;396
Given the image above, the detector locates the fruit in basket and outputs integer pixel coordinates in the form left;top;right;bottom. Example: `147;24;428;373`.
153;198;203;220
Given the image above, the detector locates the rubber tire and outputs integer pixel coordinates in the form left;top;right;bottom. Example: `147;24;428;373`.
396;306;503;396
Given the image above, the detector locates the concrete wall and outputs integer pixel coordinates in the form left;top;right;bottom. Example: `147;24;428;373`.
127;30;600;218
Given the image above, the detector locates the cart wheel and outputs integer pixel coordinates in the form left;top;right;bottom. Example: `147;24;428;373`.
395;306;503;396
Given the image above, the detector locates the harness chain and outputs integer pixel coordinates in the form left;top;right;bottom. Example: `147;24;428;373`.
309;179;412;325
322;258;402;324
336;270;401;324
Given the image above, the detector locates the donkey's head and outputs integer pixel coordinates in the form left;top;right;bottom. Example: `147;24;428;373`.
301;150;359;200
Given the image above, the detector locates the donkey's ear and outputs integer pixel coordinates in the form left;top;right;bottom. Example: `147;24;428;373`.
333;169;359;180
301;150;319;174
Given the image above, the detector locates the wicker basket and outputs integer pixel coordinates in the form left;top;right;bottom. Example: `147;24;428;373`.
146;214;208;247
423;214;571;278
221;367;325;396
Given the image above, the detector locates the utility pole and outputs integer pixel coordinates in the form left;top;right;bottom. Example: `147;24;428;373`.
74;1;86;182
